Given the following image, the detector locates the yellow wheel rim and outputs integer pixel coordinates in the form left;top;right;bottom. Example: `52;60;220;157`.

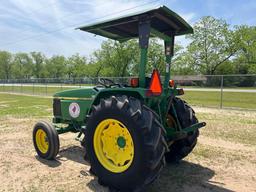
93;119;134;173
35;129;49;154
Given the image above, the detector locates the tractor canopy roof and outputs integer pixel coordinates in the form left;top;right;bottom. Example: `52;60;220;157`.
77;5;193;41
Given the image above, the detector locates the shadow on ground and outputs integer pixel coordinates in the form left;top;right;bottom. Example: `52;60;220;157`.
86;160;234;192
36;146;233;192
58;145;90;166
35;145;90;168
147;161;234;192
35;156;62;168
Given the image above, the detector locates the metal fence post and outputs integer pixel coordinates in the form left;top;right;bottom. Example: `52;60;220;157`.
33;82;35;95
220;75;224;109
45;83;48;96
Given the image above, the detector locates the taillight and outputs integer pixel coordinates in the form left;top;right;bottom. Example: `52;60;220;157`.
169;79;175;87
130;78;139;87
147;69;162;96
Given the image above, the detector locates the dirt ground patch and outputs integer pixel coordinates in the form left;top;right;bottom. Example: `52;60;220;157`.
0;107;255;192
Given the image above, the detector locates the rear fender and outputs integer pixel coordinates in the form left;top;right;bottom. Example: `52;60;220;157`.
84;88;144;123
91;88;144;108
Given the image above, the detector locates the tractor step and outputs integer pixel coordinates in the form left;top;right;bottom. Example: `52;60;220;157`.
168;122;206;141
75;132;83;142
183;122;206;133
75;126;86;142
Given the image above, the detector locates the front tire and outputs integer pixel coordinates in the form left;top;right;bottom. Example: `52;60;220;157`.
33;121;59;160
85;96;167;191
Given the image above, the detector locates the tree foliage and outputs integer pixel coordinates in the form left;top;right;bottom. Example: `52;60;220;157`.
185;16;238;75
31;52;46;78
13;53;33;79
0;16;255;80
233;25;256;74
67;54;87;78
0;51;13;79
45;55;66;78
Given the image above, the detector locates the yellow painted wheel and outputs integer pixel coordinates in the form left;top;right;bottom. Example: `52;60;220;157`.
33;121;59;160
35;129;49;154
93;119;134;173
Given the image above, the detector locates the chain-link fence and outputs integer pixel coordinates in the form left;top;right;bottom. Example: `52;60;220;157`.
0;75;255;110
0;77;133;96
173;74;256;110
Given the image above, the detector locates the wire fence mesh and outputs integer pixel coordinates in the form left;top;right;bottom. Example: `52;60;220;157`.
0;74;255;110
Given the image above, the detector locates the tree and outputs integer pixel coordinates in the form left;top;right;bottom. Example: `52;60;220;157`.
0;51;13;79
31;52;46;78
90;39;176;77
172;51;199;75
146;39;165;74
91;40;139;77
13;53;33;79
0;17;255;80
185;16;238;75
87;51;106;77
167;43;199;75
233;25;256;74
45;55;67;78
67;54;87;78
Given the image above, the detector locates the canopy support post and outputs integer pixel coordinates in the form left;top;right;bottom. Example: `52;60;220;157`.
138;17;151;88
164;36;174;89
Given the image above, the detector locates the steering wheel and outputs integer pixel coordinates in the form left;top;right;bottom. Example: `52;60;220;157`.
98;78;122;88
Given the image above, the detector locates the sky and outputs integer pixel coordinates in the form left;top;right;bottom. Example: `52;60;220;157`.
0;0;255;57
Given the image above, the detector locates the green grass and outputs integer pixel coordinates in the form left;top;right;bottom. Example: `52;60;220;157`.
182;86;256;90
0;85;75;96
0;85;255;109
182;90;256;109
0;94;52;117
197;111;256;146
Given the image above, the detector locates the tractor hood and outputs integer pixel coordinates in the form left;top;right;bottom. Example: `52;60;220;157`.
53;87;98;122
53;87;97;100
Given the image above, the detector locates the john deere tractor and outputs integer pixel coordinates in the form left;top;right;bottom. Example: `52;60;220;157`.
33;5;206;191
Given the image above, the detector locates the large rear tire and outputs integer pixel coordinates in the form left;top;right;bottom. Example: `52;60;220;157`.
165;97;199;163
85;96;167;191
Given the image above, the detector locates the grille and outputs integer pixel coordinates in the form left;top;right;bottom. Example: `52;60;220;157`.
53;98;61;116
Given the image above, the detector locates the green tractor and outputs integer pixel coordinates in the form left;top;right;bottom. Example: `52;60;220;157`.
33;5;206;191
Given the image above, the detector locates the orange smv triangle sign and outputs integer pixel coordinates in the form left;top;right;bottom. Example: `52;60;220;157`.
148;69;162;96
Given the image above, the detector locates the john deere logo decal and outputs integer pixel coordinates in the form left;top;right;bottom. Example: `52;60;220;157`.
69;102;80;118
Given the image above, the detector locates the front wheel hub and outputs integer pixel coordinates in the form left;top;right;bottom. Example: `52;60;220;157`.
35;129;49;154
